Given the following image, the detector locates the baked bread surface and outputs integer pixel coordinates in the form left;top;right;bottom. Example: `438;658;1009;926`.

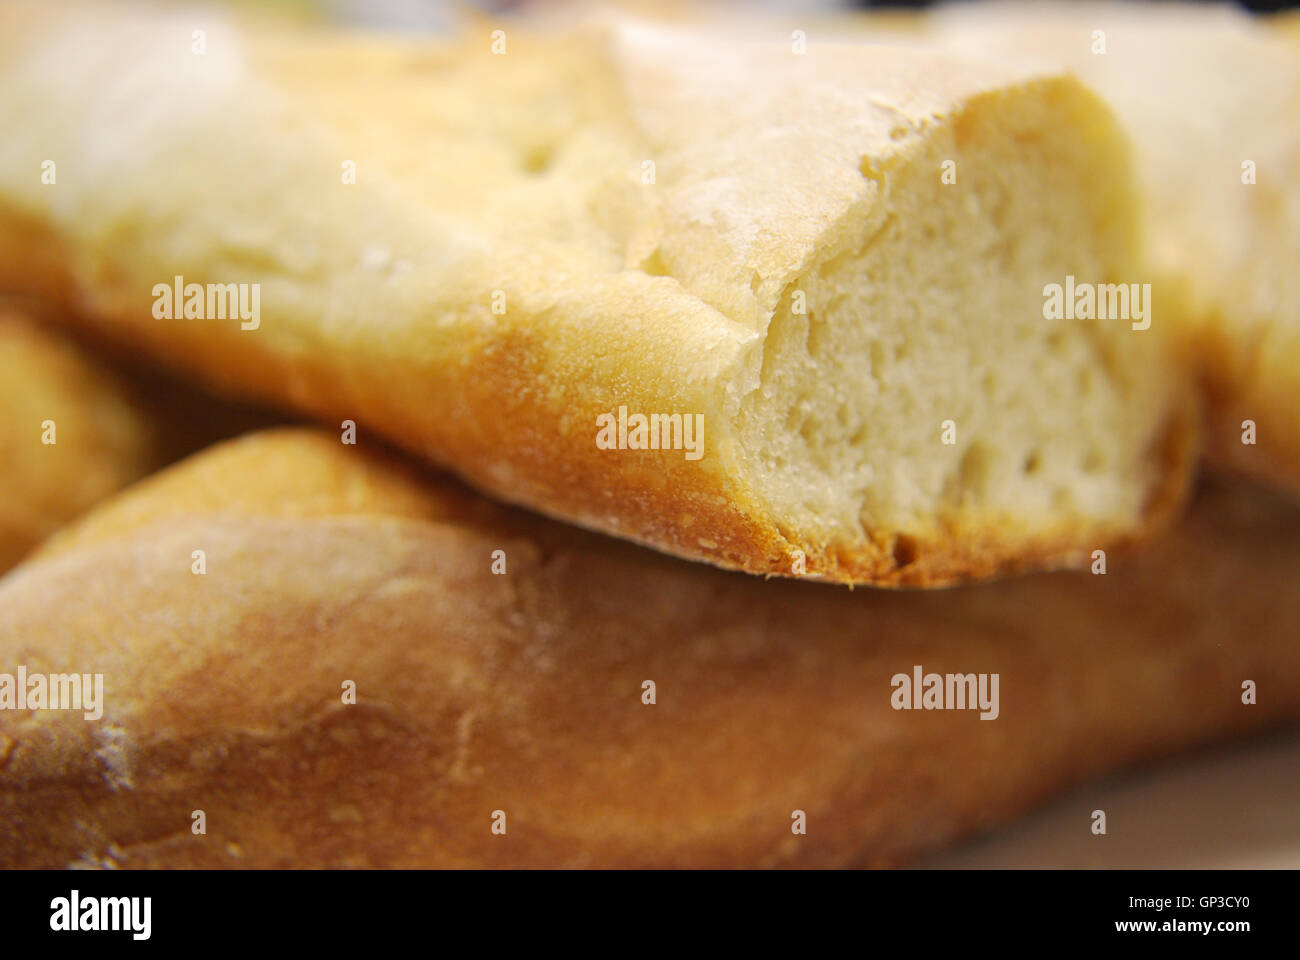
0;429;1294;868
0;304;279;571
0;309;158;572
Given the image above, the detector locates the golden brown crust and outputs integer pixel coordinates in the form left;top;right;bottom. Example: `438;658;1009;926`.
0;429;1294;868
0;304;282;572
0;308;161;572
1190;314;1300;498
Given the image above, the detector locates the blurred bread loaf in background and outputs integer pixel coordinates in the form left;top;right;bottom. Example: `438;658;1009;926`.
0;306;274;572
0;430;1294;868
0;308;159;573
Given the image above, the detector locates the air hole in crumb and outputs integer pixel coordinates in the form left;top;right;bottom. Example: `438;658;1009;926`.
892;534;918;568
640;249;672;278
957;442;991;495
1023;451;1041;475
521;143;554;174
859;157;883;182
869;341;887;377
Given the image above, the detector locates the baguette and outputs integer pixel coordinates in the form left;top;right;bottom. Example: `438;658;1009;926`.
0;304;279;572
1;429;1295;868
0;308;159;573
917;1;1300;495
0;2;1193;585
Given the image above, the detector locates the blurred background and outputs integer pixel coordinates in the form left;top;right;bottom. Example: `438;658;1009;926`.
204;0;1300;32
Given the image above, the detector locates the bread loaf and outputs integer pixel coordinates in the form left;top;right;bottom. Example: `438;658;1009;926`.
0;2;1194;585
0;307;159;573
0;304;279;572
1;429;1294;868
916;1;1300;495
